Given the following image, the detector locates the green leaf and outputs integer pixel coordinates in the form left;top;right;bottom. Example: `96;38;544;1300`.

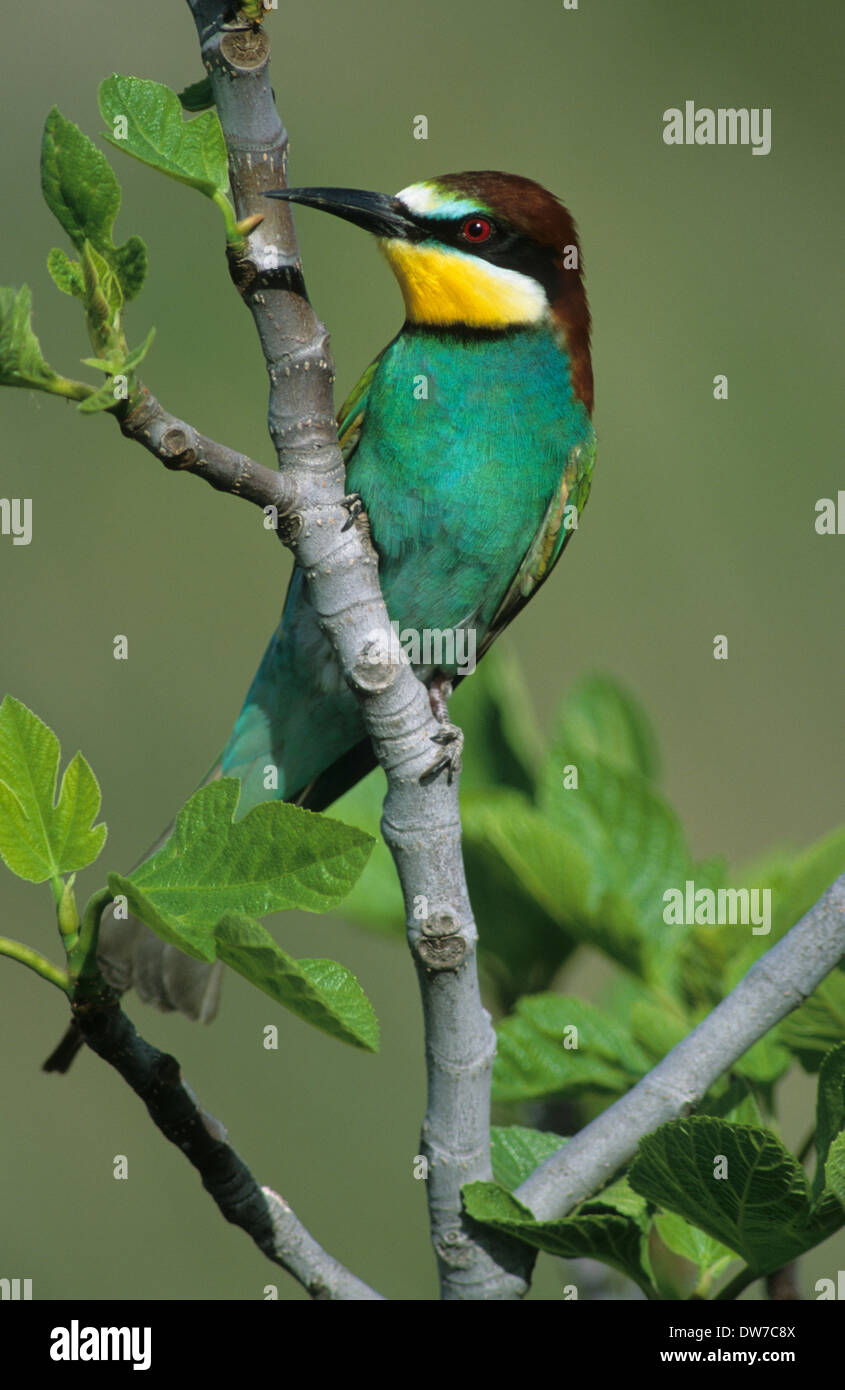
0;285;60;390
240;0;269;19
675;858;739;1006
75;239;125;363
740;827;845;951
700;1077;766;1129
629;1116;843;1275
80;240;123;319
109;778;373;959
629;997;688;1063
653;1210;738;1287
450;643;543;794
330;768;404;935
0;697;106;883
779;970;845;1072
99;74;229;200
535;678;693;990
41;107;121;255
463;1182;651;1293
733;1028;792;1085
493;994;651;1102
581;1176;649;1224
47;247;85;299
112;235;148;301
463;820;574;1008
825;1132;845;1211
490;1125;566;1190
81;323;157;386
813;1043;845;1201
178;77;215;112
548;674;660;780
462;788;643;973
41;108;147;304
122;324;155;371
76;378;122;416
538;752;692;985
214;913;378;1051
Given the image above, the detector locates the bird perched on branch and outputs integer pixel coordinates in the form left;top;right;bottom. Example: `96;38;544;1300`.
44;170;596;1072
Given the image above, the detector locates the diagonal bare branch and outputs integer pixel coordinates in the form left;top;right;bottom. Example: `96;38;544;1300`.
515;873;845;1221
71;975;383;1299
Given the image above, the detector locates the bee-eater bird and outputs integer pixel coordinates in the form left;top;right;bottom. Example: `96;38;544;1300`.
44;171;596;1072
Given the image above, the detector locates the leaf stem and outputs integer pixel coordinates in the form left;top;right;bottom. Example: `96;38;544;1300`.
46;375;97;402
212;188;241;246
0;936;70;993
69;887;114;983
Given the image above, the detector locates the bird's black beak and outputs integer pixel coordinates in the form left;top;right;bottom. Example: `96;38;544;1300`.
264;186;417;240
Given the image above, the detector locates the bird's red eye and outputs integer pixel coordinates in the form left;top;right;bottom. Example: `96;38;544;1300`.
461;217;492;243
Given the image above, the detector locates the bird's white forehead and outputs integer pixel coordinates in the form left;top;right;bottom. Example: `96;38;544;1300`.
395;181;490;219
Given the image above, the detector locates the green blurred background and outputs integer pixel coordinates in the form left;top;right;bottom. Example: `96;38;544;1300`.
1;0;843;1300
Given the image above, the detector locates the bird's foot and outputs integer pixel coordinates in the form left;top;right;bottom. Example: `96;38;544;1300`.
428;677;452;724
340;492;365;532
420;678;463;784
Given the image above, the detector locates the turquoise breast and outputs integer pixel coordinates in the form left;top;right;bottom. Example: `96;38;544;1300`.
346;323;593;639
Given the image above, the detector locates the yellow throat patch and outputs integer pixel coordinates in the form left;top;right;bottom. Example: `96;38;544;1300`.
379;238;546;329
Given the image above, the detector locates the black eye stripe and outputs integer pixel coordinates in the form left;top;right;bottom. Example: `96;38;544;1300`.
406;211;496;239
397;208;562;302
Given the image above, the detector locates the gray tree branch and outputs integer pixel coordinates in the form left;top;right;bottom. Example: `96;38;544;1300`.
119;386;293;511
515;873;845;1220
68;971;383;1299
183;0;528;1298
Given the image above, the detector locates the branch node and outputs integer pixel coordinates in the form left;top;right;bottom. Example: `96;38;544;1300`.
119;387;158;438
347;637;401;694
275;509;303;545
160;424;197;466
434;1228;474;1268
415;906;467;970
220;27;270;71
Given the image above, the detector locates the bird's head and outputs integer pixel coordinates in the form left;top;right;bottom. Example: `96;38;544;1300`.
266;171;592;411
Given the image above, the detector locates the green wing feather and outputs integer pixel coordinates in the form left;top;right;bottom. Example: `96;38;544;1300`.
478;430;597;661
336;350;385;461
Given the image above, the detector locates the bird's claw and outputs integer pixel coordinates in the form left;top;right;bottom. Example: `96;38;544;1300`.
420;722;463;785
340;492;365;532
